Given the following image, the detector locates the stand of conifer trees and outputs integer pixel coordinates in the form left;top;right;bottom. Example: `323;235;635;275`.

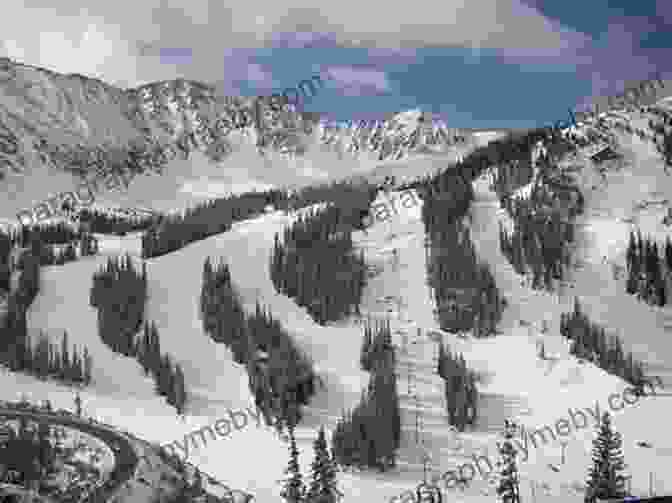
26;238;96;267
4;225;98;268
412;132;553;335
12;222;82;246
78;208;160;235
1;417;57;488
560;298;650;393
28;330;92;384
437;343;478;431
270;204;367;325
419;169;475;229
89;255;186;412
331;319;401;471
279;425;342;503
90;254;147;357
141;180;375;259
200;257;316;428
494;140;582;292
0;248;93;386
492;159;536;196
135;321;187;414
625;230;671;306
1;250;41;372
141;191;275;258
425;219;505;335
497;190;575;291
359;318;393;372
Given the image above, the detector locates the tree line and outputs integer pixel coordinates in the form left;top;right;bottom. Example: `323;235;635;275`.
560;298;650;393
270;204;367;325
331;318;401;471
89;254;186;413
78;207;160;235
25;330;92;385
200;257;316;429
7;221;83;246
142;179;375;259
0;225;98;272
625;230;671;306
23;234;98;267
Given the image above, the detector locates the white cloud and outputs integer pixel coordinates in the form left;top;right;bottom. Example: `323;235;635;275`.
325;66;391;95
0;0;579;88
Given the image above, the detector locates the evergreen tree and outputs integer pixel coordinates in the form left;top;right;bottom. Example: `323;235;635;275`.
281;425;306;503
61;331;70;378
306;427;341;503
585;412;628;502
438;345;478;430
83;347;93;384
173;364;187;414
496;420;521;503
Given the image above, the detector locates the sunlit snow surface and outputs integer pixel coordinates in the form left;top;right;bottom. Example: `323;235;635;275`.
5;119;672;501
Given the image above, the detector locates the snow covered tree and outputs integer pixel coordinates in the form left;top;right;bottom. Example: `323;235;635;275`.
496;420;521;503
280;425;306;503
584;412;629;502
306;427;341;503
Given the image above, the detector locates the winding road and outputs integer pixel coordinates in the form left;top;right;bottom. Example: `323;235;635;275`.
0;407;137;503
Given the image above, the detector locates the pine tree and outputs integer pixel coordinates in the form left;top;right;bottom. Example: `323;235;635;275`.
306;427;341;503
496;420;521;503
280;425;306;503
584;412;628;502
61;331;70;378
83;347;92;384
173;364;187;414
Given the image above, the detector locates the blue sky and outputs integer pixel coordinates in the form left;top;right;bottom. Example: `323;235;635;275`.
2;0;670;129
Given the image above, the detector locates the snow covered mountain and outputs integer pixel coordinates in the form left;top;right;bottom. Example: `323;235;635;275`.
6;50;672;503
0;57;473;223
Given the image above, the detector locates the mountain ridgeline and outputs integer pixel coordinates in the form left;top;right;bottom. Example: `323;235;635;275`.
0;57;466;192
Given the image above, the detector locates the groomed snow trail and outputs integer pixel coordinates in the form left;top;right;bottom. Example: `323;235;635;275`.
564;129;672;389
467;164;672;499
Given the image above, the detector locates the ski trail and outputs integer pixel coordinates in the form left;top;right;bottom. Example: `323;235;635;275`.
564;131;672;389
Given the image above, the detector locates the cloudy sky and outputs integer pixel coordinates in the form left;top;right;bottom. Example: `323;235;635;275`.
1;0;670;129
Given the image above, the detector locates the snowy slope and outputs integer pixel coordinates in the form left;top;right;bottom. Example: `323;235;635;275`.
9;55;672;503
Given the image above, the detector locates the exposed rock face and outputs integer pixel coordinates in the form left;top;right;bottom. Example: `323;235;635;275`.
0;58;467;184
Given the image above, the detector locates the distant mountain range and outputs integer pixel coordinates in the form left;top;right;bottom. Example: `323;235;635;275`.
0;57;473;184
